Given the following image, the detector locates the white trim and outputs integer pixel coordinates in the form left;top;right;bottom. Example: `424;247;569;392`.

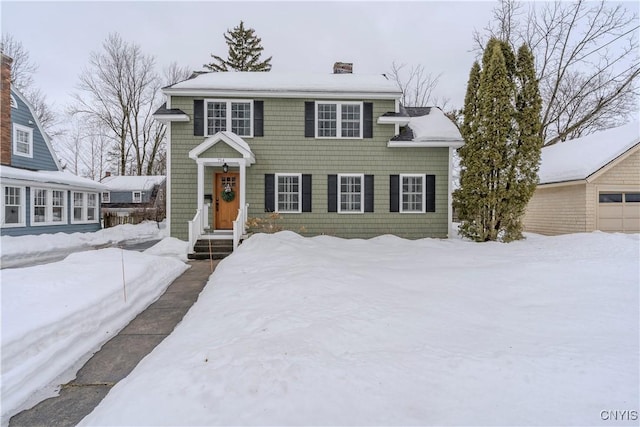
1;185;26;228
189;131;255;164
377;116;410;126
11;86;63;170
132;191;142;203
399;174;426;213
166;95;171;109
164;88;400;100
448;147;454;237
12;123;33;158
315;101;364;139
275;173;302;214
71;191;100;225
166;123;172;236
153;113;190;123
204;99;254;138
387;140;464;148
337;173;365;214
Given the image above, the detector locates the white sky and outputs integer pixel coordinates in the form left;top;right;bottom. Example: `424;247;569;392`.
0;1;497;113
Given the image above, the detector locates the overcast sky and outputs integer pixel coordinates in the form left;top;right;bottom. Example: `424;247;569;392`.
1;1;499;114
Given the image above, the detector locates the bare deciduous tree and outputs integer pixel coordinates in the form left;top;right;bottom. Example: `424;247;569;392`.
474;0;640;145
55;117;111;180
388;62;449;108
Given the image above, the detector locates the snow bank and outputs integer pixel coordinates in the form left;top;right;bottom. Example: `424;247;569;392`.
143;237;189;261
81;231;639;426
1;249;188;423
0;221;167;268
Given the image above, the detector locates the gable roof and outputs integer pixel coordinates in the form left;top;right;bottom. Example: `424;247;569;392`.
164;72;401;98
188;131;256;164
538;121;640;184
101;175;166;192
11;86;62;171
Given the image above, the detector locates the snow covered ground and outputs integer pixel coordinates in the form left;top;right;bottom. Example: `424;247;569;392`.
0;224;188;424
0;220;167;269
79;231;639;426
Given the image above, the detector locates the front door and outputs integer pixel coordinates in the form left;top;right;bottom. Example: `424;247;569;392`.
214;172;240;230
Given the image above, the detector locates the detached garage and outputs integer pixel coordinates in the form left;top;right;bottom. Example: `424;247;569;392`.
524;121;640;235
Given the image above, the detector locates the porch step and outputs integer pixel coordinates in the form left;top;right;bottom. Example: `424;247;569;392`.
188;239;234;260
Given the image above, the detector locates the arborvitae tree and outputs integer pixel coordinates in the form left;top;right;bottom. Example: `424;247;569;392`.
453;38;543;242
205;21;272;72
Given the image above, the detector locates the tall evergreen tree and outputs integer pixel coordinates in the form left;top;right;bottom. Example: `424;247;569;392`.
453;38;543;242
205;21;272;72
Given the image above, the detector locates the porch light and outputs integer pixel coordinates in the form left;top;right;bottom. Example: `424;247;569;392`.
222;163;229;173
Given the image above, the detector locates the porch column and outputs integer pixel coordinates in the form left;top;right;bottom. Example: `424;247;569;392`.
239;159;246;211
197;160;204;214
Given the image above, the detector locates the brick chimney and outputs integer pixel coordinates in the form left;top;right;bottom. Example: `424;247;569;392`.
333;62;353;74
1;54;12;166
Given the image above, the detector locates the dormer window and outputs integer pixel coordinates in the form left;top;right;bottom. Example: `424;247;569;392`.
13;124;33;158
205;100;253;137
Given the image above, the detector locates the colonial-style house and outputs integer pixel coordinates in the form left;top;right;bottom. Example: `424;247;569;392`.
154;63;463;257
100;174;166;226
0;55;105;236
524;121;640;235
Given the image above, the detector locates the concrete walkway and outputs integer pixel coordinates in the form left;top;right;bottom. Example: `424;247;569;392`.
9;260;217;427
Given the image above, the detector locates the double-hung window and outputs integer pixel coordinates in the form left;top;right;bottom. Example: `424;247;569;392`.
52;190;66;222
276;174;301;213
74;192;84;222
32;188;67;225
132;191;142;203
72;192;99;223
205;100;253;137
316;102;362;138
401;175;425;213
33;189;48;223
13;124;33;158
87;193;97;221
339;174;364;213
2;186;25;227
102;192;110;203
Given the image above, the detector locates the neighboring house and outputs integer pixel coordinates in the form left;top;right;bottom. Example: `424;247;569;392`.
524;121;640;235
100;174;166;224
154;63;463;255
0;55;105;237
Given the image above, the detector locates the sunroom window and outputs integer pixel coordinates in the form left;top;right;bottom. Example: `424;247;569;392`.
3;186;24;226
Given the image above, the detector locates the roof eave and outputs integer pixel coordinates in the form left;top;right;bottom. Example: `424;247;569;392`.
162;88;402;100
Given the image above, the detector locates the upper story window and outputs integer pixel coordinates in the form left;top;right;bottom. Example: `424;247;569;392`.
316;102;362;139
13;124;33;158
205;100;253;137
132;191;142;203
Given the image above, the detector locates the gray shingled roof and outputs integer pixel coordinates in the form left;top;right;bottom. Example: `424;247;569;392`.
404;107;432;117
153;103;187;116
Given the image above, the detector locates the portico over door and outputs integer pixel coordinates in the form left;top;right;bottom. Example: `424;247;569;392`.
214;172;240;230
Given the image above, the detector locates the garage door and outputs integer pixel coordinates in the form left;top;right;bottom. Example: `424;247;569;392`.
598;192;640;232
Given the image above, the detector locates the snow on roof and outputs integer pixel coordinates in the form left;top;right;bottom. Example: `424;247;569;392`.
408;107;463;142
538;121;640;184
0;165;106;190
102;175;166;191
167;72;402;95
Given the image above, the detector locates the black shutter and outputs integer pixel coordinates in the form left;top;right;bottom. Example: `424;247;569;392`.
364;175;374;212
328;175;337;212
390;175;399;212
193;100;204;136
305;102;315;137
302;174;312;212
264;174;275;212
254;100;264;137
363;102;373;138
426;174;436;212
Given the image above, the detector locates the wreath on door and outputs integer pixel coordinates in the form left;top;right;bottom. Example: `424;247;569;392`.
221;183;235;202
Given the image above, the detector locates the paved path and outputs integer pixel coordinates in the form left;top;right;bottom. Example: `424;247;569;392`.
9;260;217;427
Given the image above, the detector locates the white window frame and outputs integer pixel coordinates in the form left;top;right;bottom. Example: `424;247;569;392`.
275;173;302;214
315;101;363;139
87;193;97;221
1;185;26;228
72;191;100;224
13;123;33;158
400;174;426;213
204;99;254;137
31;188;68;226
338;173;364;214
102;191;110;203
132;191;142;203
10;95;17;108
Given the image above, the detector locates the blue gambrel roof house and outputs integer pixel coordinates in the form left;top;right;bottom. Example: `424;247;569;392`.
0;54;105;236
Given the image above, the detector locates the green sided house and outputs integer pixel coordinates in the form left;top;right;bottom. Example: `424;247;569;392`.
154;63;463;256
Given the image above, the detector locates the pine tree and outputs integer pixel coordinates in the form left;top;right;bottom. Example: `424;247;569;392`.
453;38;543;242
205;21;272;72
